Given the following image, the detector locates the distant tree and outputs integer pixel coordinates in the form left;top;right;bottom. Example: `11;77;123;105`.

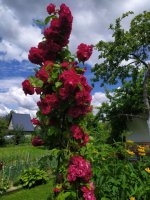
0;116;9;146
92;11;150;141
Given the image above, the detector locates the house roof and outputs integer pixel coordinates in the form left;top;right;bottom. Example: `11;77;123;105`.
10;113;34;132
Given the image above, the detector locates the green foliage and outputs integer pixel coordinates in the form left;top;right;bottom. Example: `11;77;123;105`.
84;140;150;199
92;11;150;141
0;177;9;195
0;117;9;146
19;167;48;189
92;11;150;86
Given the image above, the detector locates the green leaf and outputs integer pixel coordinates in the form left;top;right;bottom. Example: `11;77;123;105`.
55;82;62;88
44;15;57;24
34;19;45;26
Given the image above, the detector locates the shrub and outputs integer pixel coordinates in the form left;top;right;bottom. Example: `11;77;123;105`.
19;167;48;188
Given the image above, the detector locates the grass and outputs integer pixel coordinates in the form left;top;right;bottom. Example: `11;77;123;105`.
1;181;53;200
0;144;50;165
0;144;51;185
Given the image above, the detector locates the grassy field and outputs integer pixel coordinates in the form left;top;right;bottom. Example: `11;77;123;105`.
0;144;50;165
0;144;51;187
1;181;53;200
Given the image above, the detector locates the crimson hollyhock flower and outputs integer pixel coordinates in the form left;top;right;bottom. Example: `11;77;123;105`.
35;87;42;95
80;75;92;92
31;118;40;126
53;187;61;193
61;61;69;68
68;106;82;118
67;156;92;182
45;93;59;108
32;136;44;146
36;68;49;83
75;89;92;106
81;182;96;200
22;80;34;95
28;47;44;65
38;100;52;115
47;3;56;14
59;68;80;91
80;133;89;146
59;87;69;100
70;125;84;140
77;43;93;62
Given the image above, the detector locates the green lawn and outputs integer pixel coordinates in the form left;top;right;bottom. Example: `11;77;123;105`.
0;144;51;186
1;181;53;200
0;144;50;165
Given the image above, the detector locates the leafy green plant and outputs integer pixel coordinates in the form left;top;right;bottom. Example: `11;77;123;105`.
0;177;9;195
19;167;48;188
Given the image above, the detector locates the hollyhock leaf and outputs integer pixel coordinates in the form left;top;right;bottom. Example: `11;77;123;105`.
34;19;45;26
35;79;44;88
78;83;83;91
29;76;43;88
44;15;57;24
53;64;61;68
55;82;62;88
52;71;59;79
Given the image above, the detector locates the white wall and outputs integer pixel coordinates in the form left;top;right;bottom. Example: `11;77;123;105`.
126;118;150;142
8;120;13;130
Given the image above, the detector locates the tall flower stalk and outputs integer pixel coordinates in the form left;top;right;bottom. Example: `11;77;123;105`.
22;3;95;199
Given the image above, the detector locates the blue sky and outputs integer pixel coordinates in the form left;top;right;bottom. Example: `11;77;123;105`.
0;0;149;116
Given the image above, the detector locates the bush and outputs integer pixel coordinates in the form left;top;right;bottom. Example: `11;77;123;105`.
19;167;49;188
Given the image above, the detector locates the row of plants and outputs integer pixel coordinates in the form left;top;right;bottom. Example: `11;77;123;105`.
0;144;51;195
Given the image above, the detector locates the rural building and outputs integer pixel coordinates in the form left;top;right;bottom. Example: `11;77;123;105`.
8;112;34;132
126;116;150;144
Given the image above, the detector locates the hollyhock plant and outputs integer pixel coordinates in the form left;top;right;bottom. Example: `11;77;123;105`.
22;2;95;199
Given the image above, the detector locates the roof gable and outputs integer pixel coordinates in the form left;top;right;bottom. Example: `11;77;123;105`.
11;113;34;132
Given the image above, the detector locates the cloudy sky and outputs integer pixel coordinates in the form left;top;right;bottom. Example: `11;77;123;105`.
0;0;149;117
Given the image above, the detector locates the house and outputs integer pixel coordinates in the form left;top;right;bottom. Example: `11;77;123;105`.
8;113;34;133
126;116;150;144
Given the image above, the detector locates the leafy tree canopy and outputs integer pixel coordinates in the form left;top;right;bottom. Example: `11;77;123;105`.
92;11;150;142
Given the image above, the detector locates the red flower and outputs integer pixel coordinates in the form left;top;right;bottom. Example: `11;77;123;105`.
28;47;44;65
38;93;59;115
32;136;44;146
67;156;92;182
75;89;92;106
59;68;80;91
31;118;40;126
68;106;82;118
77;43;93;62
22;80;34;95
47;3;56;14
59;87;69;100
53;187;61;193
35;87;42;95
81;134;89;146
36;68;49;83
70;125;84;140
81;182;96;200
61;61;69;68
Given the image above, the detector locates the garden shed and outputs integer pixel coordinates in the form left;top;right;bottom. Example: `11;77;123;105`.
8;112;34;132
126;116;150;144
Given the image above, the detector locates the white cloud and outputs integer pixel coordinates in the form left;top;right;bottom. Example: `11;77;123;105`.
0;85;39;117
0;2;42;61
92;92;108;115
